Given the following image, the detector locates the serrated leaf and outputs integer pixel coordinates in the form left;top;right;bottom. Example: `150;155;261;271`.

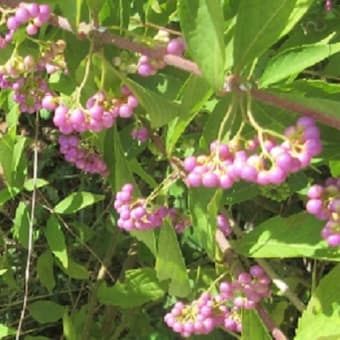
54;192;105;214
37;251;55;293
260;43;340;87
242;309;271;340
155;221;191;297
233;212;340;261
295;264;340;340
179;0;225;89
97;268;165;308
45;215;68;268
28;301;65;324
234;0;313;73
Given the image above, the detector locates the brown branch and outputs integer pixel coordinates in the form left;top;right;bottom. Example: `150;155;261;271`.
250;88;340;130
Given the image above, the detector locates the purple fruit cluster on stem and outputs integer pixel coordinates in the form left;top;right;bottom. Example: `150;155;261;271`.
183;117;321;189
58;135;108;176
1;2;51;48
164;265;271;337
114;184;169;231
306;177;340;247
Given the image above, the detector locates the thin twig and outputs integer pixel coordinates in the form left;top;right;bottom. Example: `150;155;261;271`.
82;229;118;340
256;259;306;313
16;113;39;340
38;192;115;283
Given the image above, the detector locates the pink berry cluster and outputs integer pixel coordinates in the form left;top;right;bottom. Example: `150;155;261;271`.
0;41;66;113
168;208;191;233
1;2;51;48
58;135;108;176
183;117;321;189
325;0;333;11
114;184;168;231
131;127;149;142
164;265;271;337
52;87;139;134
306;177;340;247
137;37;186;77
217;214;232;237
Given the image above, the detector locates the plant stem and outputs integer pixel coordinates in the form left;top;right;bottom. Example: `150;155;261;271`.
256;259;306;313
16;113;39;340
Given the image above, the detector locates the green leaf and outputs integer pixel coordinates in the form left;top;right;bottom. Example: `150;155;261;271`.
113;72;183;128
25;336;50;340
242;309;271;340
330;160;340;177
12;202;30;249
0;187;20;207
54;192;105;214
37;251;55;293
234;0;313;73
0;133;14;185
61;258;89;280
261;88;340;129
97;268;165;308
179;0;225;89
28;301;65;324
0;324;15;338
166;75;212;154
224;182;260;205
295;264;340;340
45;215;69;269
155;221;191;297
24;178;49;191
233;212;340;261
260;43;340;87
189;188;222;259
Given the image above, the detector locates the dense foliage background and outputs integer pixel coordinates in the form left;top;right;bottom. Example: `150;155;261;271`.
1;0;340;339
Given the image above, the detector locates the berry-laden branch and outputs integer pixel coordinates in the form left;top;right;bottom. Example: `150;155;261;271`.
3;2;340;129
215;230;288;340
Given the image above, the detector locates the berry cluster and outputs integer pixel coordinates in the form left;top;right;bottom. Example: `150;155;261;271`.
164;265;271;337
137;34;186;77
131;127;149;143
58;135;108;176
306;177;340;247
52;87;138;134
325;0;333;11
114;184;168;231
0;40;66;112
183;117;321;189
217;214;232;237
1;2;51;48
